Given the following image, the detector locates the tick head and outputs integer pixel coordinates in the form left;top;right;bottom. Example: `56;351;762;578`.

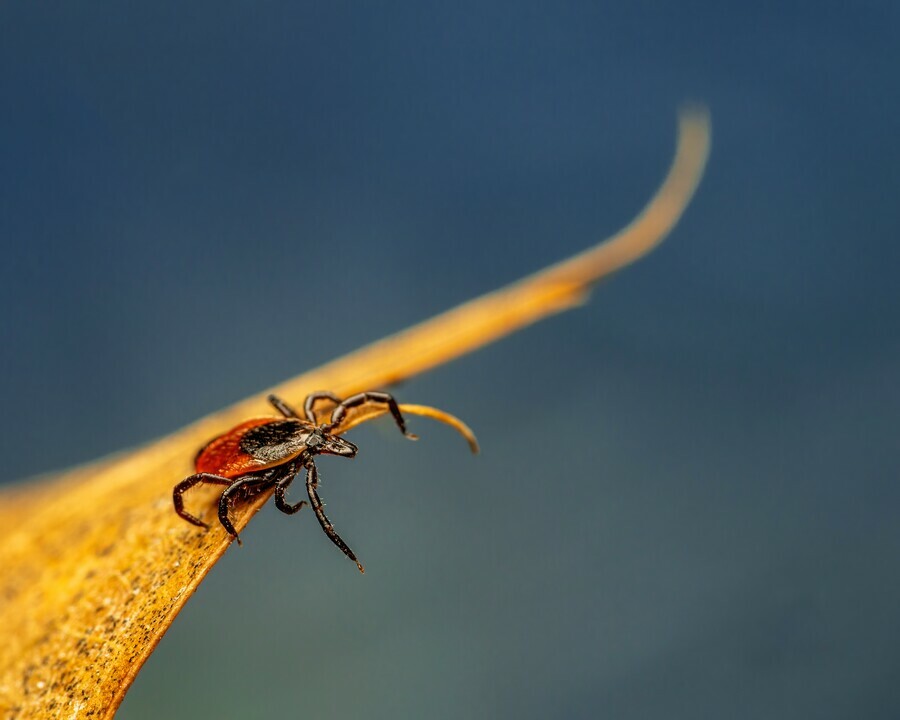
307;429;358;458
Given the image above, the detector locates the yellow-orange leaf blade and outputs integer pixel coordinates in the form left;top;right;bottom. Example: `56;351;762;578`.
0;109;710;720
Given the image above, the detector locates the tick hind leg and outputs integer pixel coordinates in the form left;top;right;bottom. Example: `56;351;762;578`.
325;391;417;439
274;462;307;515
218;475;270;546
173;473;233;529
305;462;365;573
268;394;301;419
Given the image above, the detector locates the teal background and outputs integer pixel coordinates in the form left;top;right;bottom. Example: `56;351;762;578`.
1;3;898;718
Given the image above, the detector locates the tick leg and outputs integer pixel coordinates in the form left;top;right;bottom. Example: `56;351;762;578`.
303;391;342;423
305;462;365;573
218;476;268;546
268;394;300;419
173;473;232;529
274;464;307;515
325;391;417;439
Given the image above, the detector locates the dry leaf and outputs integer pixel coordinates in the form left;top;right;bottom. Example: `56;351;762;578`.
0;109;710;719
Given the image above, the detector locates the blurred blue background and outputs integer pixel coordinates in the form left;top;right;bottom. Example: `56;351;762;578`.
2;2;899;718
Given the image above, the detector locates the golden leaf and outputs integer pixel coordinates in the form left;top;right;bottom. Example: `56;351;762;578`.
0;109;710;719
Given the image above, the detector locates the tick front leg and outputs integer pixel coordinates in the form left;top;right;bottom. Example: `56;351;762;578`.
325;391;417;440
305;462;365;573
173;473;232;529
303;391;342;423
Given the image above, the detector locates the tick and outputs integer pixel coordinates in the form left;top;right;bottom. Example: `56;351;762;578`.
173;391;419;573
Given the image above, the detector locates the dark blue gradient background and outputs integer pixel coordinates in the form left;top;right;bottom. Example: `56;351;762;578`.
2;3;898;718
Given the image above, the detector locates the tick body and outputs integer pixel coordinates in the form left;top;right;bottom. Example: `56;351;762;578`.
173;391;416;573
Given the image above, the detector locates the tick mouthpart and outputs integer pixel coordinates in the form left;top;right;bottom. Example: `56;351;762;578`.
321;434;358;458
